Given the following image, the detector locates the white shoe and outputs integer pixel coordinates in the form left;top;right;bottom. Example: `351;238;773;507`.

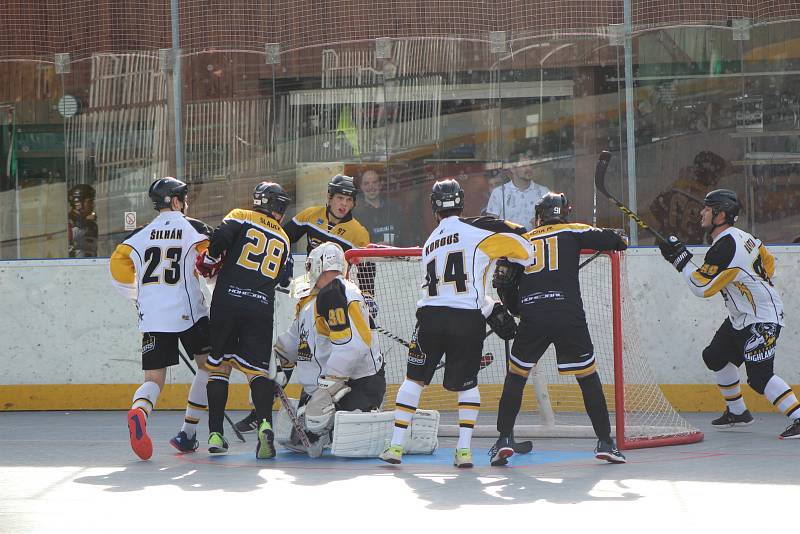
379;444;404;464
453;448;473;468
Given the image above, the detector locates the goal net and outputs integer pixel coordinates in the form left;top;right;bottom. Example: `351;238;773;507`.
345;246;703;450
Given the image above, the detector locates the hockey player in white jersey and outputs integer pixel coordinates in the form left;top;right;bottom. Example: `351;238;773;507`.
659;188;800;439
272;242;386;456
380;179;531;467
110;177;213;460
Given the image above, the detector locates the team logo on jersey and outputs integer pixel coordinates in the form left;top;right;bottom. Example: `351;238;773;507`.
743;323;779;362
141;334;156;354
297;325;312;361
407;326;426;365
316;218;324;225
733;281;756;314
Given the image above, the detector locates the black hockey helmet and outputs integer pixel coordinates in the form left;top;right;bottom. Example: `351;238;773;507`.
253;181;291;217
704;188;740;225
430;179;465;215
68;183;96;205
535;192;571;226
327;174;358;200
148;177;188;211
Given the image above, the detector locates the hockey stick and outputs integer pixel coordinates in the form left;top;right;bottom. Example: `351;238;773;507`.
272;380;313;449
177;349;246;443
593;150;670;244
375;324;495;371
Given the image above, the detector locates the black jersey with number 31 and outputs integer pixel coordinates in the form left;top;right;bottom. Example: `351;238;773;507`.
518;223;627;314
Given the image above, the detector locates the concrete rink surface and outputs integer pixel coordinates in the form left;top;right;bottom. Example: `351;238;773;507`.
1;411;798;533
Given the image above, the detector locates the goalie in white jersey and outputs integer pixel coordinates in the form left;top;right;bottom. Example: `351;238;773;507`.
273;242;386;456
659;189;800;439
110;178;214;460
380;179;532;467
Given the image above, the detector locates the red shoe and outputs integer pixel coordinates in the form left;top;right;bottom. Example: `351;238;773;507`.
127;408;153;460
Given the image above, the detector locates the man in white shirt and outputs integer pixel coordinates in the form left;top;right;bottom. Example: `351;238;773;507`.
485;163;550;229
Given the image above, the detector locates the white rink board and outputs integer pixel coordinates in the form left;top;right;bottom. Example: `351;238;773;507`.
0;247;798;385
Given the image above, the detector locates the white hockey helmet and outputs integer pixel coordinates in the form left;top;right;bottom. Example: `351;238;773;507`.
306;242;347;286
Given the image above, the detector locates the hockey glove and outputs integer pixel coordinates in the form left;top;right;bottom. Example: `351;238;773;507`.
195;249;223;278
611;228;629;250
492;258;523;290
363;293;379;318
277;254;294;288
486;303;517;341
658;236;693;272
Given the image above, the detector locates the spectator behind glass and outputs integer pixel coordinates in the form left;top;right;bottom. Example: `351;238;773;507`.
68;183;98;257
484;162;550;230
354;169;403;245
649;150;727;245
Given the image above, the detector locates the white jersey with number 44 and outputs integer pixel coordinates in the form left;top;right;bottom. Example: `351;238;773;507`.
417;216;533;310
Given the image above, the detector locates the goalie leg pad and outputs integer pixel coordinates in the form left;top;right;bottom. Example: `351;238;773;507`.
330;409;440;458
305;379;350;433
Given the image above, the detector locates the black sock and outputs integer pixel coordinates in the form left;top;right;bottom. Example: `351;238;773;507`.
250;376;275;425
497;372;527;437
207;378;229;435
577;372;612;442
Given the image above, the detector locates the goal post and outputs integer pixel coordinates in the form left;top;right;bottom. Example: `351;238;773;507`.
345;246;704;450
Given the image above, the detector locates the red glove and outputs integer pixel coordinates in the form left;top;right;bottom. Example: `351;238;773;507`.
196;249;223;278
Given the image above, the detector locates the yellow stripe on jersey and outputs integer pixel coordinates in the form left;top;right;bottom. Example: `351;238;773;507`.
296;291;317;316
329;327;353;342
690;268;739;297
110;244;136;284
348;301;372;347
759;245;776;279
508;360;531;378
477;232;530;261
558;361;597;376
315;314;330;337
525;222;593;238
226;208;291;244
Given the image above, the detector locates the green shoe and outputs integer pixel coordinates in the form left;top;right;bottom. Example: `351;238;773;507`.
453;448;473;468
379;444;404;465
208;432;229;455
257;420;276;459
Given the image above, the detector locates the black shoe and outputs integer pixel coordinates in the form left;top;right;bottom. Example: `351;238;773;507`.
594;439;626;464
234;409;259;434
779;419;800;440
489;436;515;466
169;431;199;453
711;408;754;429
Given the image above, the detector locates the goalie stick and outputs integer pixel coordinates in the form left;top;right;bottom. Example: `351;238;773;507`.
272;380;313;449
177;349;246;443
593;150;670;244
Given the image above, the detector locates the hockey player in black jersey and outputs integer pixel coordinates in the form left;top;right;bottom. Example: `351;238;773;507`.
491;192;629;465
233;174;374;433
196;181;292;459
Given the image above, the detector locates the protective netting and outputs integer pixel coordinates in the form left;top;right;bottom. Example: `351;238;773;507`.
3;0;800;61
347;247;702;447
